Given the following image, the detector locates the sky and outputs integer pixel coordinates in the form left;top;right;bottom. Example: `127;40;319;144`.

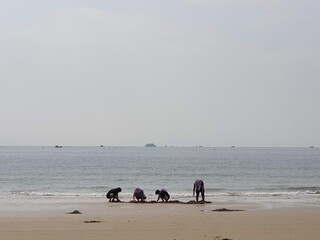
0;0;319;147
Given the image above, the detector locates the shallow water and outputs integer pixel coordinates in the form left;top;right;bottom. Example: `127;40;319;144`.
0;146;319;204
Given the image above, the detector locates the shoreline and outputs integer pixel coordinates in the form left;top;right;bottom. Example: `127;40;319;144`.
1;194;319;215
1;197;319;216
1;200;319;240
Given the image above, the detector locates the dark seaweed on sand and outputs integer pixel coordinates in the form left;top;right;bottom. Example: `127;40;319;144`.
66;210;82;214
212;208;244;212
127;200;212;204
186;200;212;204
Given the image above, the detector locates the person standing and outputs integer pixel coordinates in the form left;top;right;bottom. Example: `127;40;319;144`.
193;179;205;202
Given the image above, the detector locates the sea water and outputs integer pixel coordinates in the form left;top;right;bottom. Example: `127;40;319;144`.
0;146;319;205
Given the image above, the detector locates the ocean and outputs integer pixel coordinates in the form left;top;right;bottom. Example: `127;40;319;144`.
0;146;319;205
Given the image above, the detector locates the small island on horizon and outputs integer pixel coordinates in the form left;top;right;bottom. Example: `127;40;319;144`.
145;143;157;147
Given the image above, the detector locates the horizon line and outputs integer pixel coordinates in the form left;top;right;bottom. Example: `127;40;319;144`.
0;145;318;148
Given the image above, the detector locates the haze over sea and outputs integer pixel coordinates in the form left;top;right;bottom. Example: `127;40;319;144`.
1;146;319;207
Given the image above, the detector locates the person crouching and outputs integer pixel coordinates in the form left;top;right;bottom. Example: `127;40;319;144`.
133;187;147;202
106;187;122;202
155;189;170;202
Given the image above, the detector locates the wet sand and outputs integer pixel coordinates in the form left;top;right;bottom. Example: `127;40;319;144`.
1;201;320;240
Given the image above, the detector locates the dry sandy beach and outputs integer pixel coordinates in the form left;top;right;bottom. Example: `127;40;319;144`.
1;200;320;240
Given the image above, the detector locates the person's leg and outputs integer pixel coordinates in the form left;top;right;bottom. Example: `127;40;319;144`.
196;190;200;202
201;182;205;201
141;193;146;201
109;193;115;202
115;194;120;202
201;188;205;201
136;192;142;202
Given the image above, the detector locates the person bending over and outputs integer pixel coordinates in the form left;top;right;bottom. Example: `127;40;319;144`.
133;187;147;202
155;189;170;202
193;179;205;202
106;187;122;202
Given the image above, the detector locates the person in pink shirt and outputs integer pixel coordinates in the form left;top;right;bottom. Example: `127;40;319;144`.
193;179;205;202
133;187;147;202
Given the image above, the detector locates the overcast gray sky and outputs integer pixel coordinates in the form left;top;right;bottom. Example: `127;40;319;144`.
0;0;319;147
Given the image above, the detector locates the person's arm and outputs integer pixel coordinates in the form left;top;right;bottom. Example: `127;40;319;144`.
193;184;195;196
157;195;160;202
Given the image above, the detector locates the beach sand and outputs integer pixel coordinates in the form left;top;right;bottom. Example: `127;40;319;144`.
1;201;320;240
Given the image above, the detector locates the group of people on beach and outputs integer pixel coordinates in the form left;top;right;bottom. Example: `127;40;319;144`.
106;179;205;202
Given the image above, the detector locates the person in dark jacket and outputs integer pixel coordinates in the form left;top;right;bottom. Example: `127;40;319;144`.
106;187;122;202
155;189;170;202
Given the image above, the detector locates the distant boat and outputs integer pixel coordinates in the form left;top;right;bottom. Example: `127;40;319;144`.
309;146;315;149
100;145;104;148
54;145;63;148
231;146;235;148
145;143;157;147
